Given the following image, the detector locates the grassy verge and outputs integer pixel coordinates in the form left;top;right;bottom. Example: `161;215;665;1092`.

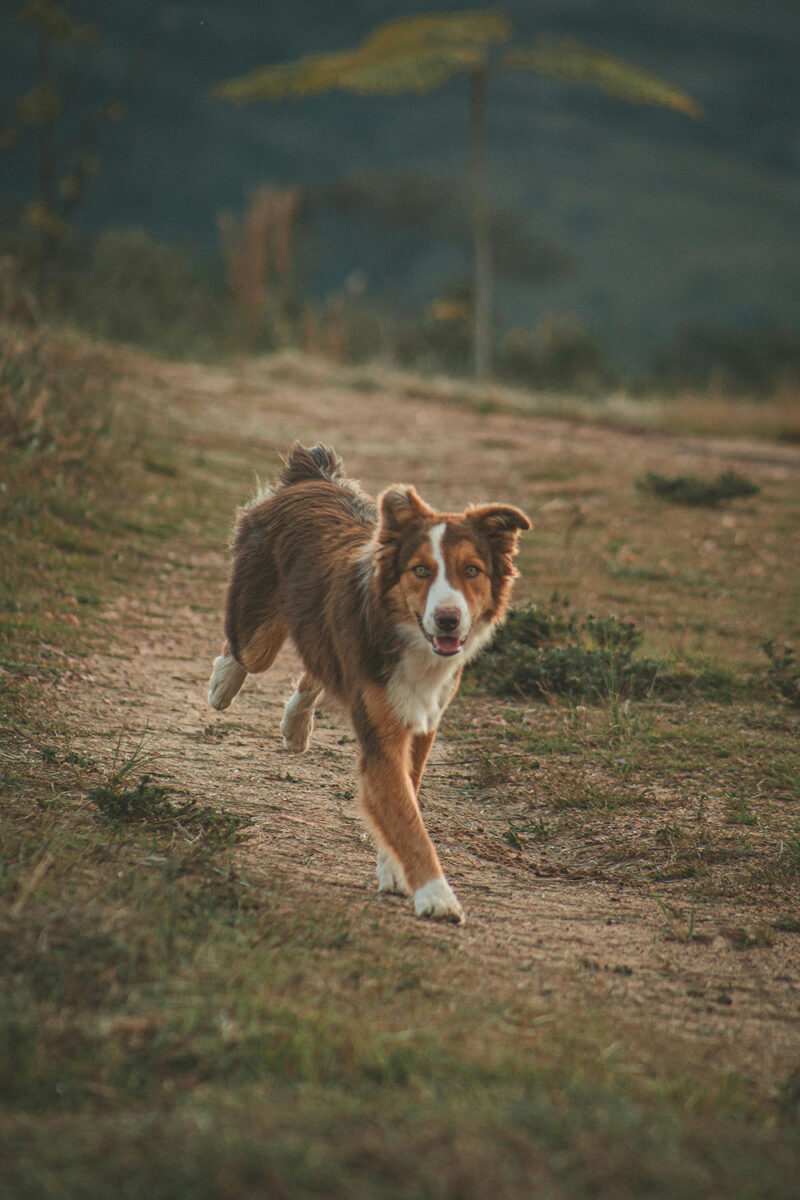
2;322;799;1198
3;735;800;1200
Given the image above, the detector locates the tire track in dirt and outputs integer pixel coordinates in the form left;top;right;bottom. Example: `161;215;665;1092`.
68;353;800;1092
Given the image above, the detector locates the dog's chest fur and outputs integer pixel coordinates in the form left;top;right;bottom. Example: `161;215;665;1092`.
386;634;462;733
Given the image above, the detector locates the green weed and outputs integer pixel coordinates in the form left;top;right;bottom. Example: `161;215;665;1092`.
763;640;800;708
636;469;760;506
504;818;552;847
90;774;250;847
470;596;658;702
470;597;750;705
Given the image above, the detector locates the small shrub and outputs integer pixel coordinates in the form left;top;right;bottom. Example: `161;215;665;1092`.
470;598;746;703
90;774;250;846
66;229;232;360
470;597;660;702
497;320;619;394
636;470;760;507
647;321;800;395
763;640;800;708
395;307;472;375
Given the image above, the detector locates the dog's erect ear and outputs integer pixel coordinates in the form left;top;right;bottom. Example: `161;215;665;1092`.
467;504;531;538
467;504;531;574
378;486;435;537
467;504;530;599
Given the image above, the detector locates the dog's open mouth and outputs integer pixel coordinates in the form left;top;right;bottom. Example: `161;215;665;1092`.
431;634;462;656
417;617;464;657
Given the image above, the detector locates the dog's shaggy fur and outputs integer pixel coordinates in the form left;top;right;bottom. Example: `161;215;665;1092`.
208;444;529;922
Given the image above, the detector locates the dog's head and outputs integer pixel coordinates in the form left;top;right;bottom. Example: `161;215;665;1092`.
376;485;530;659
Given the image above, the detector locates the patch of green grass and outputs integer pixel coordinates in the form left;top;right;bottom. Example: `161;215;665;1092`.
3;750;800;1200
89;773;250;847
636;469;761;507
725;797;758;826
449;692;800;904
504;817;552;847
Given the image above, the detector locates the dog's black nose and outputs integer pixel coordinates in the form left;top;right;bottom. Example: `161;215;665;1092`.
435;608;461;634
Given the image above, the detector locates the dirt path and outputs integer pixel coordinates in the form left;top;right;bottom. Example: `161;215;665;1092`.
68;354;800;1093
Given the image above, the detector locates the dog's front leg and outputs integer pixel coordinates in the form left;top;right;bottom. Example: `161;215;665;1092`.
353;689;463;924
410;730;436;795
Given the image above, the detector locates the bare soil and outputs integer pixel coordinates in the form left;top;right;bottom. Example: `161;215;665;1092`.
65;352;800;1095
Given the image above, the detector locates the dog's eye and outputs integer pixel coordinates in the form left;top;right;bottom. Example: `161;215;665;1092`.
463;564;482;578
411;564;431;578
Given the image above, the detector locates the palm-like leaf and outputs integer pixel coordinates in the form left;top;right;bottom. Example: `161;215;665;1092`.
213;14;703;381
213;12;511;102
505;39;703;118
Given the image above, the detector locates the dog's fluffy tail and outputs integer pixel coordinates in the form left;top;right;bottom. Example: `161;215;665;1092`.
279;443;345;489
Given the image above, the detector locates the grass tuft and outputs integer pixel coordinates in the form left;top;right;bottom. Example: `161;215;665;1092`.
763;640;800;708
635;469;760;506
89;774;251;846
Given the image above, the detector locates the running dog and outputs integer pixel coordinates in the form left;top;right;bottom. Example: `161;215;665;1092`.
208;443;529;923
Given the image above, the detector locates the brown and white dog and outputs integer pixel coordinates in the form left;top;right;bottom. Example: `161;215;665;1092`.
208;444;529;923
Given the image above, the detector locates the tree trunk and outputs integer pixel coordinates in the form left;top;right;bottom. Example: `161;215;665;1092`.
469;67;492;381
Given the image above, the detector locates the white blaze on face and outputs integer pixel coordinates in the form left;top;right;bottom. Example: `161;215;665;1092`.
422;523;470;642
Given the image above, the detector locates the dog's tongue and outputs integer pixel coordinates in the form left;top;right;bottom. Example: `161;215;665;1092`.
434;636;461;656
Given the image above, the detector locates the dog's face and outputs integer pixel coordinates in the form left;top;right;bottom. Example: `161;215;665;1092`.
377;486;530;659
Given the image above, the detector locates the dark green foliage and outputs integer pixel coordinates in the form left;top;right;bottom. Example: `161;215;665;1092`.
636;470;760;507
648;322;800;395
470;598;746;702
319;171;571;286
396;313;473;375
763;641;800;708
471;597;661;701
5;1;145;248
66;229;230;360
497;322;620;394
90;774;250;846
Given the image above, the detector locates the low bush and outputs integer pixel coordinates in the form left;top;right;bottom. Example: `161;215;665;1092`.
470;597;661;702
470;597;744;703
763;640;800;708
497;321;620;394
648;322;800;395
65;229;232;360
90;774;251;846
636;470;760;507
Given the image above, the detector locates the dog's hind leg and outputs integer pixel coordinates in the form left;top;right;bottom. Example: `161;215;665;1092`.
208;643;247;711
280;671;324;753
209;620;287;712
376;844;411;897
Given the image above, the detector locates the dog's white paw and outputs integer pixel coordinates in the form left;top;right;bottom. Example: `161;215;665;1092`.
280;692;314;753
376;847;411;897
208;655;246;711
414;876;464;924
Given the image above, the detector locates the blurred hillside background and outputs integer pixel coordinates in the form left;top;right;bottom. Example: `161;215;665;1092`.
2;0;800;394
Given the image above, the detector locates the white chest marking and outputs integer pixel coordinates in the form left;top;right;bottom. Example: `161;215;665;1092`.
387;634;461;733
